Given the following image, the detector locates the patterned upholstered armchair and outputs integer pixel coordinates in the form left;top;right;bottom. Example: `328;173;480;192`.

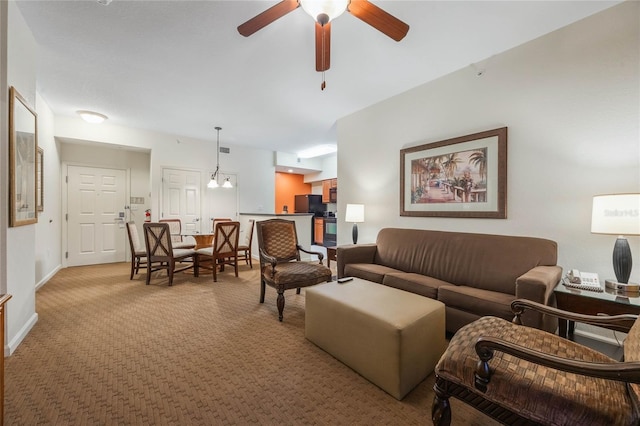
256;219;332;322
432;299;640;426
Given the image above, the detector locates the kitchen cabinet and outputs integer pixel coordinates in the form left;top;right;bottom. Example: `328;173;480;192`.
314;217;324;245
322;179;338;203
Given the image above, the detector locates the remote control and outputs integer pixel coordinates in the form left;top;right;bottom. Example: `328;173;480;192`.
337;277;353;283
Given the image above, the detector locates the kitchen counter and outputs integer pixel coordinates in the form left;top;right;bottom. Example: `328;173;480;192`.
239;213;314;217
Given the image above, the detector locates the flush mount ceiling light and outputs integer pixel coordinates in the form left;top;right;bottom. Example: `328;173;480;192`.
208;127;233;189
77;110;108;124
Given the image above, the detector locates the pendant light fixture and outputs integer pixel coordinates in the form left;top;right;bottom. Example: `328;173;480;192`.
208;126;223;188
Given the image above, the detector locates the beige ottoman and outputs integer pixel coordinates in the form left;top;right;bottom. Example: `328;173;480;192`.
305;278;447;400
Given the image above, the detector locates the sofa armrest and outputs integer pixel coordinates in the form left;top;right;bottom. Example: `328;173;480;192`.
515;265;563;331
516;265;562;303
337;244;377;278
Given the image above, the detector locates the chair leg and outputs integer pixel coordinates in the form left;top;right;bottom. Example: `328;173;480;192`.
248;252;252;268
296;288;301;295
432;378;452;426
260;280;266;303
233;255;238;277
213;258;218;282
168;261;174;286
145;262;151;285
130;258;135;280
277;288;285;322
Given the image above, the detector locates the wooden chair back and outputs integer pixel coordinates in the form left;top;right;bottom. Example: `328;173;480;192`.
159;218;183;243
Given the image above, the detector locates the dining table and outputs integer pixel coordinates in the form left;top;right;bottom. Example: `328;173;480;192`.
182;233;214;250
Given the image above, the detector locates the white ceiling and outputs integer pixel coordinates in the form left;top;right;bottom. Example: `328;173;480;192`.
16;0;620;155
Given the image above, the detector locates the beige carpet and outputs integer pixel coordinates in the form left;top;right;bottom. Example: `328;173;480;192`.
5;262;498;425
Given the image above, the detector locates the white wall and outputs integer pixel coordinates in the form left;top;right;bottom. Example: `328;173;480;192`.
35;93;62;288
4;0;39;354
337;2;639;284
55;115;277;220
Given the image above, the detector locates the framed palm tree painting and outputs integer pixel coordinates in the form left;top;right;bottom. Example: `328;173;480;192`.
400;127;507;218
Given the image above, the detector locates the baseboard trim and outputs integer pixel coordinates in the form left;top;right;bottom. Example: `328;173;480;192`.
573;328;625;347
36;264;62;291
6;312;38;356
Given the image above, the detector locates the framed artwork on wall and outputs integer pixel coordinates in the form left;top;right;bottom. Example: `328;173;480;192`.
400;127;507;218
9;86;38;227
37;147;44;212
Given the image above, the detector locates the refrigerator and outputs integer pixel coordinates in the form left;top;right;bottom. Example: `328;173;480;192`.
294;194;326;216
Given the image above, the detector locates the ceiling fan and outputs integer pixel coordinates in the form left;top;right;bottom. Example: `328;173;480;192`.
237;0;409;89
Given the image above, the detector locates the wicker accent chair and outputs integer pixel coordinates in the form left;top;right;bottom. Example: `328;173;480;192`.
195;221;240;282
143;222;198;286
256;219;332;322
159;218;196;249
432;299;640;426
237;219;255;268
126;222;147;280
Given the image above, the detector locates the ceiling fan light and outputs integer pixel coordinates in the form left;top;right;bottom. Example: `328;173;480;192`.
300;0;348;23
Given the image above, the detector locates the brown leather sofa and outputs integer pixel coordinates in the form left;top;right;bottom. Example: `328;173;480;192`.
337;228;562;334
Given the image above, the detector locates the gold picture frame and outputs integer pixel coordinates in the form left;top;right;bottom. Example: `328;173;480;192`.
9;86;38;226
37;147;44;212
400;127;507;218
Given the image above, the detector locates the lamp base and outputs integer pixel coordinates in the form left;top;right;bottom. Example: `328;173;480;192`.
352;223;358;245
613;236;632;284
605;279;640;292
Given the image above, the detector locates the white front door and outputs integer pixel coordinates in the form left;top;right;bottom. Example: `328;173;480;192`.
162;168;201;233
66;165;127;266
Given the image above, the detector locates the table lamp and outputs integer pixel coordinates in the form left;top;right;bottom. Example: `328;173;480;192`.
345;204;364;244
591;193;640;286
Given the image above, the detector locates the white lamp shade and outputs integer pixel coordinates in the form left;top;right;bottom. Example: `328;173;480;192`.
300;0;348;22
591;193;640;235
207;177;219;189
345;204;365;223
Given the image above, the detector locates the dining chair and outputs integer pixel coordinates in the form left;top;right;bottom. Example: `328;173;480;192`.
143;222;198;286
159;218;195;249
211;218;232;233
195;221;240;282
126;221;147;280
256;219;332;321
236;219;255;268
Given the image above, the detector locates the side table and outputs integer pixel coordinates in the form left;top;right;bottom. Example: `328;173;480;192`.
554;282;640;338
326;246;337;268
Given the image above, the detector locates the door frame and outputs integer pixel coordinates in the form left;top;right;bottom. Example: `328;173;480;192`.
61;162;131;268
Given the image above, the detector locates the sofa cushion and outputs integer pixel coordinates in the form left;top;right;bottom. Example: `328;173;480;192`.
383;272;448;299
437;285;514;321
374;228;558;295
344;263;401;284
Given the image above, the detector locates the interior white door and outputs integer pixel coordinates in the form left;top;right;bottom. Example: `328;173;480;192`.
67;165;127;266
162;168;201;233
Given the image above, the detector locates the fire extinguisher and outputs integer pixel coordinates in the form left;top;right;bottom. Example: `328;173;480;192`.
145;209;151;222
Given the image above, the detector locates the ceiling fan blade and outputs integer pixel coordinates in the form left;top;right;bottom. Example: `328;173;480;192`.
315;22;331;72
238;0;300;37
348;0;409;42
